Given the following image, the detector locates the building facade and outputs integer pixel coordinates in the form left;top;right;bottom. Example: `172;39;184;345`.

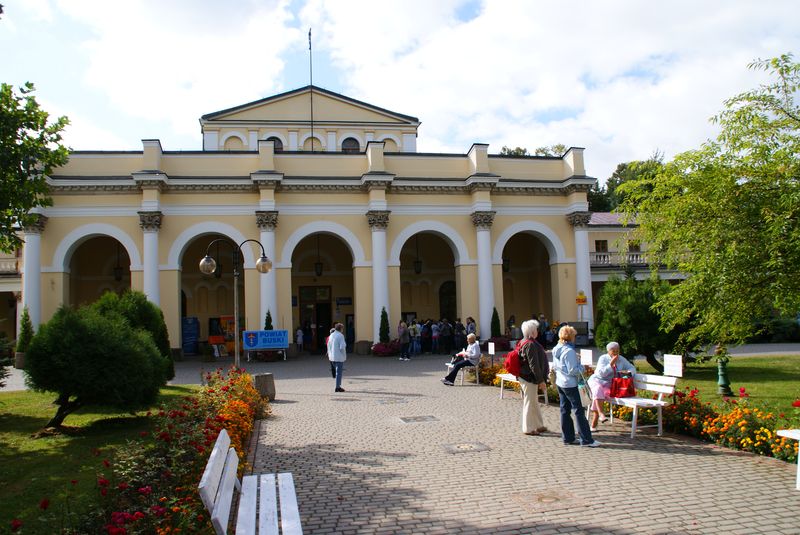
4;86;628;352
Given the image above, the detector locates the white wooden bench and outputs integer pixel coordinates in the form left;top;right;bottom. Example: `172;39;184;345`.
496;373;549;404
199;429;302;534
606;373;678;438
777;429;800;490
445;358;481;385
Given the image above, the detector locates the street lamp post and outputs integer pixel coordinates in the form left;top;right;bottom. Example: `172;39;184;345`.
199;238;272;369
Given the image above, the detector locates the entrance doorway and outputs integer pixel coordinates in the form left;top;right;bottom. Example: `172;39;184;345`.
299;285;332;353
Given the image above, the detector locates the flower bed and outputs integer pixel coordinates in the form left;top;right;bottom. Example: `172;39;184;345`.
371;339;400;356
609;387;799;463
10;368;267;534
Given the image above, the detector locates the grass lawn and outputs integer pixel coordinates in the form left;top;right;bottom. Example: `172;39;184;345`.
0;386;199;531
635;355;800;416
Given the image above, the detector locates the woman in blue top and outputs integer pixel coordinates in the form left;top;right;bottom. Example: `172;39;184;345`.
552;325;599;447
587;341;636;431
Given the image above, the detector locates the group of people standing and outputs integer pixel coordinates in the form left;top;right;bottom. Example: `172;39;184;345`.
397;317;477;361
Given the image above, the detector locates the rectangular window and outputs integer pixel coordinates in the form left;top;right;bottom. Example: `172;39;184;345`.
595;240;608;252
628;241;641;252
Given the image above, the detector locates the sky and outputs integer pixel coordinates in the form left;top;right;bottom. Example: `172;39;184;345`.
2;0;798;183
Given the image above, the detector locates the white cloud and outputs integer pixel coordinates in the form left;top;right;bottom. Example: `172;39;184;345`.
5;0;798;183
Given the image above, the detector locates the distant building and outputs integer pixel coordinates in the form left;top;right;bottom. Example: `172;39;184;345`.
3;86;665;351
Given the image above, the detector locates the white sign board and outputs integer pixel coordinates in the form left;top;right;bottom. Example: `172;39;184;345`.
580;349;594;366
664;354;683;377
488;342;496;355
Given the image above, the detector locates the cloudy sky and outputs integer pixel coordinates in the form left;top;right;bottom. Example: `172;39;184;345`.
2;0;797;182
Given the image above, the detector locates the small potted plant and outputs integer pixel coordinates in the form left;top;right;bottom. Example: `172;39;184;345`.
15;307;33;369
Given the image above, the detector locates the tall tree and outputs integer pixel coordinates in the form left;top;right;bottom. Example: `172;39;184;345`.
0;82;69;252
589;152;664;212
617;54;800;351
534;143;567;156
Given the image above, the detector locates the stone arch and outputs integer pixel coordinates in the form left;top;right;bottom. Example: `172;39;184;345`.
376;134;401;151
338;132;364;150
298;133;326;151
389;221;473;267
279;221;367;268
47;223;142;273
165;222;255;270
492;221;568;265
261;132;288;148
221;131;246;148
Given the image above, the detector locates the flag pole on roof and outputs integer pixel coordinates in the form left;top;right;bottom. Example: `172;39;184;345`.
308;27;314;152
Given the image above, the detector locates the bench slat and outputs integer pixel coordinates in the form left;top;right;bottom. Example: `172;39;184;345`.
632;381;675;395
634;373;678;386
278;472;303;535
211;448;239;535
258;474;279;535
199;430;232;514
236;475;258;535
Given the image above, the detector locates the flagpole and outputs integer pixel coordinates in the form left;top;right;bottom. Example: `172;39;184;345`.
309;28;314;152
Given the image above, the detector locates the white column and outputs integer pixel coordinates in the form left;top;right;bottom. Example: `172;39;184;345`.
256;211;279;328
367;211;390;343
138;211;163;305
21;215;47;329
472;211;496;340
569;212;594;333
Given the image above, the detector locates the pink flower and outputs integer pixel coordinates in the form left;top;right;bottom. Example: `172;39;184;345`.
117;482;129;491
138;485;152;496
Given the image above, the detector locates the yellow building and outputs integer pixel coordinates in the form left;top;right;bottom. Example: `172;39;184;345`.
7;85;625;353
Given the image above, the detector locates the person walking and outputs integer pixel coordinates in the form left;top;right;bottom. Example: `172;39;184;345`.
518;319;549;435
327;323;347;392
552;325;600;447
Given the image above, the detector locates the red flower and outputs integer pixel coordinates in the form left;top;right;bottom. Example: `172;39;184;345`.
138;485;152;496
98;477;110;487
10;519;22;532
792;399;800;408
101;488;108;496
71;479;78;486
118;482;129;491
103;459;111;468
39;498;50;510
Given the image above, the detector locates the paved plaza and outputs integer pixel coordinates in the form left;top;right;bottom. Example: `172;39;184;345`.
232;353;798;535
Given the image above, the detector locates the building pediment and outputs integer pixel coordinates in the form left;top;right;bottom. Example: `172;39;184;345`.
201;85;420;127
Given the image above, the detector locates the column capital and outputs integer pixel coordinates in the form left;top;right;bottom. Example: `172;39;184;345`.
138;211;163;231
566;211;592;228
366;210;391;230
470;210;496;229
22;214;48;234
256;210;279;230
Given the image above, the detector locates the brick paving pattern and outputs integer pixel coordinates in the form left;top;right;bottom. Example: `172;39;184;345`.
246;353;800;534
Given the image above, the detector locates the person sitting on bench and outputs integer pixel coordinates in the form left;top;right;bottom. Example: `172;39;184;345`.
441;333;480;386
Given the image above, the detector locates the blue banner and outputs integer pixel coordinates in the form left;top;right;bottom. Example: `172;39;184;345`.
242;330;289;350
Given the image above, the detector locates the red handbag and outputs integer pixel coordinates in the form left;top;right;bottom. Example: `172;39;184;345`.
610;366;636;398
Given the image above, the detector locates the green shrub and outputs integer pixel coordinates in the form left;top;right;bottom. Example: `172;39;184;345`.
264;310;273;330
25;306;169;428
15;306;33;353
491;307;501;338
92;291;174;379
379;307;390;343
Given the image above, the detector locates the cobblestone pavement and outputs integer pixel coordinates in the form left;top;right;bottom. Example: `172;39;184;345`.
246;353;800;535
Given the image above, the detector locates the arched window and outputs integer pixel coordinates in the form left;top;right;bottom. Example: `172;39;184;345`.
266;136;283;152
341;137;360;153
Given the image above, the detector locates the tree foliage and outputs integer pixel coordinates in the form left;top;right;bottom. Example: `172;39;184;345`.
589;152;664;212
25;306;169;428
499;144;567;157
92;291;174;379
594;274;683;372
379;307;390;343
617;54;800;349
15;306;33;353
499;146;529;156
490;307;501;338
0;82;69;252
